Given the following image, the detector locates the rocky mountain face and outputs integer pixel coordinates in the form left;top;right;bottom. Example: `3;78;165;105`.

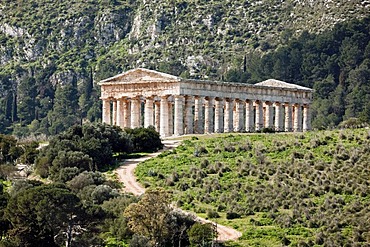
1;0;368;78
0;0;369;135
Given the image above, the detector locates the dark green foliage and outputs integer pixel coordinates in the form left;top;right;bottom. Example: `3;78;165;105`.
226;212;241;220
4;184;88;247
187;223;217;247
0;183;9;239
48;84;80;135
207;210;220;219
0;135;38;180
35;123;134;178
124;126;163;152
53;167;81;183
101;195;138;242
0;135;18;164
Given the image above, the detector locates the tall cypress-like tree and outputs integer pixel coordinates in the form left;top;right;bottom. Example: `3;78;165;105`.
49;82;79;135
17;77;37;124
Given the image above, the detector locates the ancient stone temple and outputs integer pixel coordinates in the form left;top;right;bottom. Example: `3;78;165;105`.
98;68;313;137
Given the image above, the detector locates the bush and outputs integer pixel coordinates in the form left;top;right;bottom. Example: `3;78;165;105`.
36;123;132;177
207;210;220;219
124;126;163;152
339;118;366;129
262;127;275;133
226;211;241;220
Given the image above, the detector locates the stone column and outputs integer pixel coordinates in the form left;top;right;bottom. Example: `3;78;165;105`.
293;103;302;132
264;101;273;129
174;95;184;136
144;97;154;128
245;100;254;132
102;98;111;125
224;98;233;133
274;102;283;132
131;97;141;128
194;96;204;134
214;97;224;133
123;98;130;129
154;101;160;132
116;98;125;128
160;96;169;137
112;100;117;125
255;100;263;131
234;99;244;132
184;96;194;134
303;104;311;131
204;96;214;133
168;101;174;136
284;103;293;132
233;104;237;131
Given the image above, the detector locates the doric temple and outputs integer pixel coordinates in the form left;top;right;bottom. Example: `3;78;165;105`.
98;68;313;137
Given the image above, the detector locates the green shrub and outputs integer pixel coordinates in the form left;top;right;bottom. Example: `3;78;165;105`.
207;210;220;219
226;211;241;220
124;126;163;152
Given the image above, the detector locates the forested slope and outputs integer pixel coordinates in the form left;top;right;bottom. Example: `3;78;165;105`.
0;0;369;136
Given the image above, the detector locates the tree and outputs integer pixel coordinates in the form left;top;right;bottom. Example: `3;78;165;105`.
17;77;37;124
124;189;173;246
48;83;80;135
67;171;106;193
35;123;133;178
187;222;217;247
344;61;370;122
5;184;86;247
0;183;9;239
101;195;138;243
49;151;93;180
124;126;162;152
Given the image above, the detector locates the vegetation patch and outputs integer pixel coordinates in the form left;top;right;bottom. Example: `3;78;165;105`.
136;129;370;246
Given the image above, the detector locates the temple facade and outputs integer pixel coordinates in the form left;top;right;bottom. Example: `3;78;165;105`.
98;68;313;137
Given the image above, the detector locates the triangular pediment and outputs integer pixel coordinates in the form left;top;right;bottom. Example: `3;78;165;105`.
99;68;180;84
255;79;312;91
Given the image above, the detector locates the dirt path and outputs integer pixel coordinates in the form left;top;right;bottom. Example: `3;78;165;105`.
115;139;242;242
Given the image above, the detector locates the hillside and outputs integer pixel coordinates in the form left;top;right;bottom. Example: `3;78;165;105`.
136;129;370;246
0;0;369;135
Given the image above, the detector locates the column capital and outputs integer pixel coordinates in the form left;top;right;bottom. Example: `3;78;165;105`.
160;95;170;100
174;95;185;100
145;95;155;100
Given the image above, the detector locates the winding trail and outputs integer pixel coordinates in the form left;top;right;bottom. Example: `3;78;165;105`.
115;139;242;242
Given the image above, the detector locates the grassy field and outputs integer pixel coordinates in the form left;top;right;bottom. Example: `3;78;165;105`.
135;129;370;246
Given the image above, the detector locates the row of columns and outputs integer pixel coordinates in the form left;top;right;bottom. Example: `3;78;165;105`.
102;95;311;137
